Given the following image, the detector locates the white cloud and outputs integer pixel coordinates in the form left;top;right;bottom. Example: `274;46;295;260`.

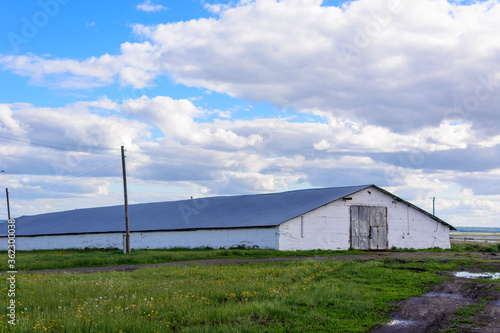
0;104;28;135
121;95;264;149
202;1;235;14
2;0;500;135
313;139;330;151
0;101;151;176
1;1;500;226
0;41;162;89
137;0;168;13
1;95;500;226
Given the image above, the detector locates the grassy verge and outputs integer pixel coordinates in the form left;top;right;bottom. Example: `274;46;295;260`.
450;242;500;253
0;258;460;332
0;247;366;272
1;242;498;272
391;243;500;253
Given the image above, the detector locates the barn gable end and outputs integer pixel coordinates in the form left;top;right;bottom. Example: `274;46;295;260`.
278;185;451;250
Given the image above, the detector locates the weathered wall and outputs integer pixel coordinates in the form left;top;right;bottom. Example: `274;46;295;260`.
278;204;351;250
278;186;451;250
344;187;451;249
4;227;279;251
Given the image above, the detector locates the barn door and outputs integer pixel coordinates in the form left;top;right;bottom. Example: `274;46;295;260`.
350;206;387;250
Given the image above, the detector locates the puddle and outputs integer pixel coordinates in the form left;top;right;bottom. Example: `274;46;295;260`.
408;299;425;305
373;318;425;332
386;319;419;327
454;272;500;279
422;292;470;300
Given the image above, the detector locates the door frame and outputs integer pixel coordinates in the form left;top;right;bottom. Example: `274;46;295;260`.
350;205;388;250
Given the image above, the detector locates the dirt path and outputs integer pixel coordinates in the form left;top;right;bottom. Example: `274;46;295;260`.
370;260;500;333
11;251;498;275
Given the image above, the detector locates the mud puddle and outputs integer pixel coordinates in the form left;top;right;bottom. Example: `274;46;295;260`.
453;271;500;279
422;292;470;300
384;319;428;331
371;263;500;333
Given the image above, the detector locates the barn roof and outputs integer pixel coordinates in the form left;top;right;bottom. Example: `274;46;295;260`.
1;184;454;237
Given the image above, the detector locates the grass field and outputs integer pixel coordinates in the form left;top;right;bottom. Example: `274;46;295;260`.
0;258;463;333
450;232;500;245
1;243;499;272
2;245;499;332
0;248;365;272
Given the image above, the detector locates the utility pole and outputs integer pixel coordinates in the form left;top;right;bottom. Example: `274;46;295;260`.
431;196;435;216
121;146;131;254
5;188;10;220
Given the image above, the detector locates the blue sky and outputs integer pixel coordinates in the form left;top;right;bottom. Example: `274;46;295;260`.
1;0;500;228
1;1;221;104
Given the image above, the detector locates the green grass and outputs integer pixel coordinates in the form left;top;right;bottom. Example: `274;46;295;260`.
390;243;500;253
450;242;500;253
0;258;457;332
439;297;490;332
0;247;367;272
1;242;498;272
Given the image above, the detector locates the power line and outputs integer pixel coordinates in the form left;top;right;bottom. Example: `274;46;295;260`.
0;131;115;151
12;157;121;194
0;132;118;156
434;198;500;202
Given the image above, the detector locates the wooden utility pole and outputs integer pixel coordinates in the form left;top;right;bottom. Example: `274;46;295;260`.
5;188;10;220
121;146;131;253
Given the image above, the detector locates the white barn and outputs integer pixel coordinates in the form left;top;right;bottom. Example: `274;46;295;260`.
1;185;454;251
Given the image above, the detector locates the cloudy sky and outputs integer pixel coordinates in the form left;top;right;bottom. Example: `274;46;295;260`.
0;0;499;227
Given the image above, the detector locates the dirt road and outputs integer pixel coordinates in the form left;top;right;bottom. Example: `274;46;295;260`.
14;251;498;275
370;257;500;333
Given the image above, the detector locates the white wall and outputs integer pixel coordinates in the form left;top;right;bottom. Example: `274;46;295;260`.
278;186;451;250
278;204;351;250
344;187;451;249
4;227;279;251
135;228;279;249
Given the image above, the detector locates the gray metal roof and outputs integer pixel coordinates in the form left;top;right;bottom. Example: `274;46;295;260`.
0;184;454;237
1;185;371;237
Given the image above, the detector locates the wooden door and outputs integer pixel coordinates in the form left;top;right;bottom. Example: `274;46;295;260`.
350;206;387;250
